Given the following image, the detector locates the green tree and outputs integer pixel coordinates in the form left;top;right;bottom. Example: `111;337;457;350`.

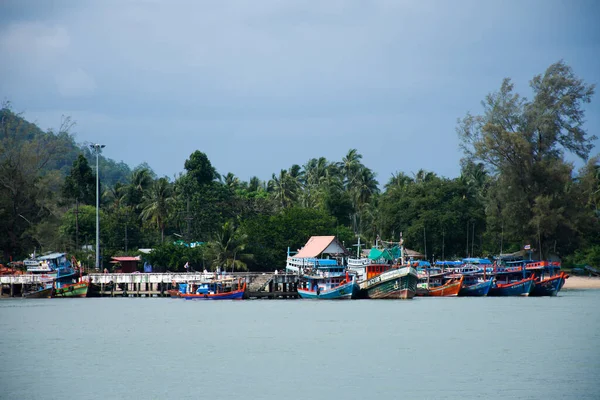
205;220;253;272
268;169;300;208
62;154;95;249
184;150;219;188
140;177;175;243
458;61;596;258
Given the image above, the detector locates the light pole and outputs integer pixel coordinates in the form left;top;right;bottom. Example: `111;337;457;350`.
90;143;105;270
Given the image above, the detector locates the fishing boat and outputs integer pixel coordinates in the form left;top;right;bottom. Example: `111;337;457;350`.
459;274;493;296
416;264;463;296
22;285;53;298
427;275;463;297
348;237;419;299
487;259;536;296
23;252;78;280
178;278;246;300
455;259;494;296
54;281;89;298
363;266;419;299
347;237;396;283
287;236;358;300
297;271;358;299
526;261;568;296
488;275;535;296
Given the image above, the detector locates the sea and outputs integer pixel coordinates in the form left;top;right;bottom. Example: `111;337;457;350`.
1;290;599;400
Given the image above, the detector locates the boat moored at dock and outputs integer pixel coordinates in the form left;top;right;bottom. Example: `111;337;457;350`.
54;281;89;298
362;266;419;299
177;278;246;300
297;272;358;299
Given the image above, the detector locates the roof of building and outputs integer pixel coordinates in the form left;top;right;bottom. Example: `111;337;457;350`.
294;236;347;258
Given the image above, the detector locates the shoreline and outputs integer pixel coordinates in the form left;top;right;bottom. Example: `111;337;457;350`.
562;276;600;290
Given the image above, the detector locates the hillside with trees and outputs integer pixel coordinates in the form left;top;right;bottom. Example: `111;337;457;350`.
1;61;598;271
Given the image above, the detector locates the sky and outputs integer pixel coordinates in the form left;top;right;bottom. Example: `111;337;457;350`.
1;0;599;184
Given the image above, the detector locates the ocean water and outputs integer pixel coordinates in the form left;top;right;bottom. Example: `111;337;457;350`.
1;290;599;400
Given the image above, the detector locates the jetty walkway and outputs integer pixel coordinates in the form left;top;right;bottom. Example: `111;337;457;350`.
0;272;299;298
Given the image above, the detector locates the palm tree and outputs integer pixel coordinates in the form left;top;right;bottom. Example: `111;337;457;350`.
268;169;299;208
248;176;264;193
385;172;414;190
206;221;253;272
127;167;154;209
140;177;174;243
339;149;363;189
354;167;379;206
413;169;437;184
224;172;240;192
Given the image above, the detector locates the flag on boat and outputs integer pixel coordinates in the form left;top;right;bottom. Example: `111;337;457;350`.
184;262;189;269
524;244;531;250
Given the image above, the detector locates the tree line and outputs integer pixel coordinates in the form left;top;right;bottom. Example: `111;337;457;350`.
1;61;598;271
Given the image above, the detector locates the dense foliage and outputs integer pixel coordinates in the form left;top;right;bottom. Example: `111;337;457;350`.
1;62;598;271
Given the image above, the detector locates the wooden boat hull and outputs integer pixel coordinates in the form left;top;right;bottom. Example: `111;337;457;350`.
364;267;418;299
426;277;463;297
459;278;493;297
531;273;566;297
54;282;89;298
488;277;534;296
179;288;245;300
23;287;53;298
298;281;358;299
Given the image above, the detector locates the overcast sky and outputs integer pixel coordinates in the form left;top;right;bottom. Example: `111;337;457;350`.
1;0;599;183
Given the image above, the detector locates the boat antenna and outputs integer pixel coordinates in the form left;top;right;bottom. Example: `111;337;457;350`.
355;236;361;258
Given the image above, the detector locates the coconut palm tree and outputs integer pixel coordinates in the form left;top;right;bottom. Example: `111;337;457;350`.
223;172;241;192
268;169;299;208
140;177;174;243
339;148;363;189
206;220;253;272
127;167;154;210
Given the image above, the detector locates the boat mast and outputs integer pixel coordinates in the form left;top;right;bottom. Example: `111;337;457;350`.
399;232;404;266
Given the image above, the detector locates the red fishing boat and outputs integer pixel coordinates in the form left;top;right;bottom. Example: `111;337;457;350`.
176;277;246;300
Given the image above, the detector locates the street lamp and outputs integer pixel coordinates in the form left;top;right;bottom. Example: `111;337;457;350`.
90;143;105;270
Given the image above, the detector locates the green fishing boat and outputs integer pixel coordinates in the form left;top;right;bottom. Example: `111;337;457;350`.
53;281;89;298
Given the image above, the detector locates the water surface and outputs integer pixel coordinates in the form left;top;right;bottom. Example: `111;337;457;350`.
1;290;599;399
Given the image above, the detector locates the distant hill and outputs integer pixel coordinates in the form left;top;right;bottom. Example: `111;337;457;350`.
0;107;132;186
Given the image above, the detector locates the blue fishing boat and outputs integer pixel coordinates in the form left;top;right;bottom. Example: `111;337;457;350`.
287;236;358;300
459;274;493;296
297;272;358;299
453;259;494;296
23;252;78;280
526;261;568;296
488;275;534;296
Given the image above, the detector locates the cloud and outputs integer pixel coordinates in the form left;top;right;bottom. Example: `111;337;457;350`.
55;67;97;97
2;0;599;182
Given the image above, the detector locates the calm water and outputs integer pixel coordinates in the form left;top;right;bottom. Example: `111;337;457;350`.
1;290;599;400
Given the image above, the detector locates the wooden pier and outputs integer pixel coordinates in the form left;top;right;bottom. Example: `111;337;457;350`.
0;272;300;299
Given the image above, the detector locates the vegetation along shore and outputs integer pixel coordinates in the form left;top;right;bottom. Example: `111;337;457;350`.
1;61;598;273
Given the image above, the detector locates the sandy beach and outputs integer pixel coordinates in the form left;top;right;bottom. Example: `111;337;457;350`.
562;276;600;290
